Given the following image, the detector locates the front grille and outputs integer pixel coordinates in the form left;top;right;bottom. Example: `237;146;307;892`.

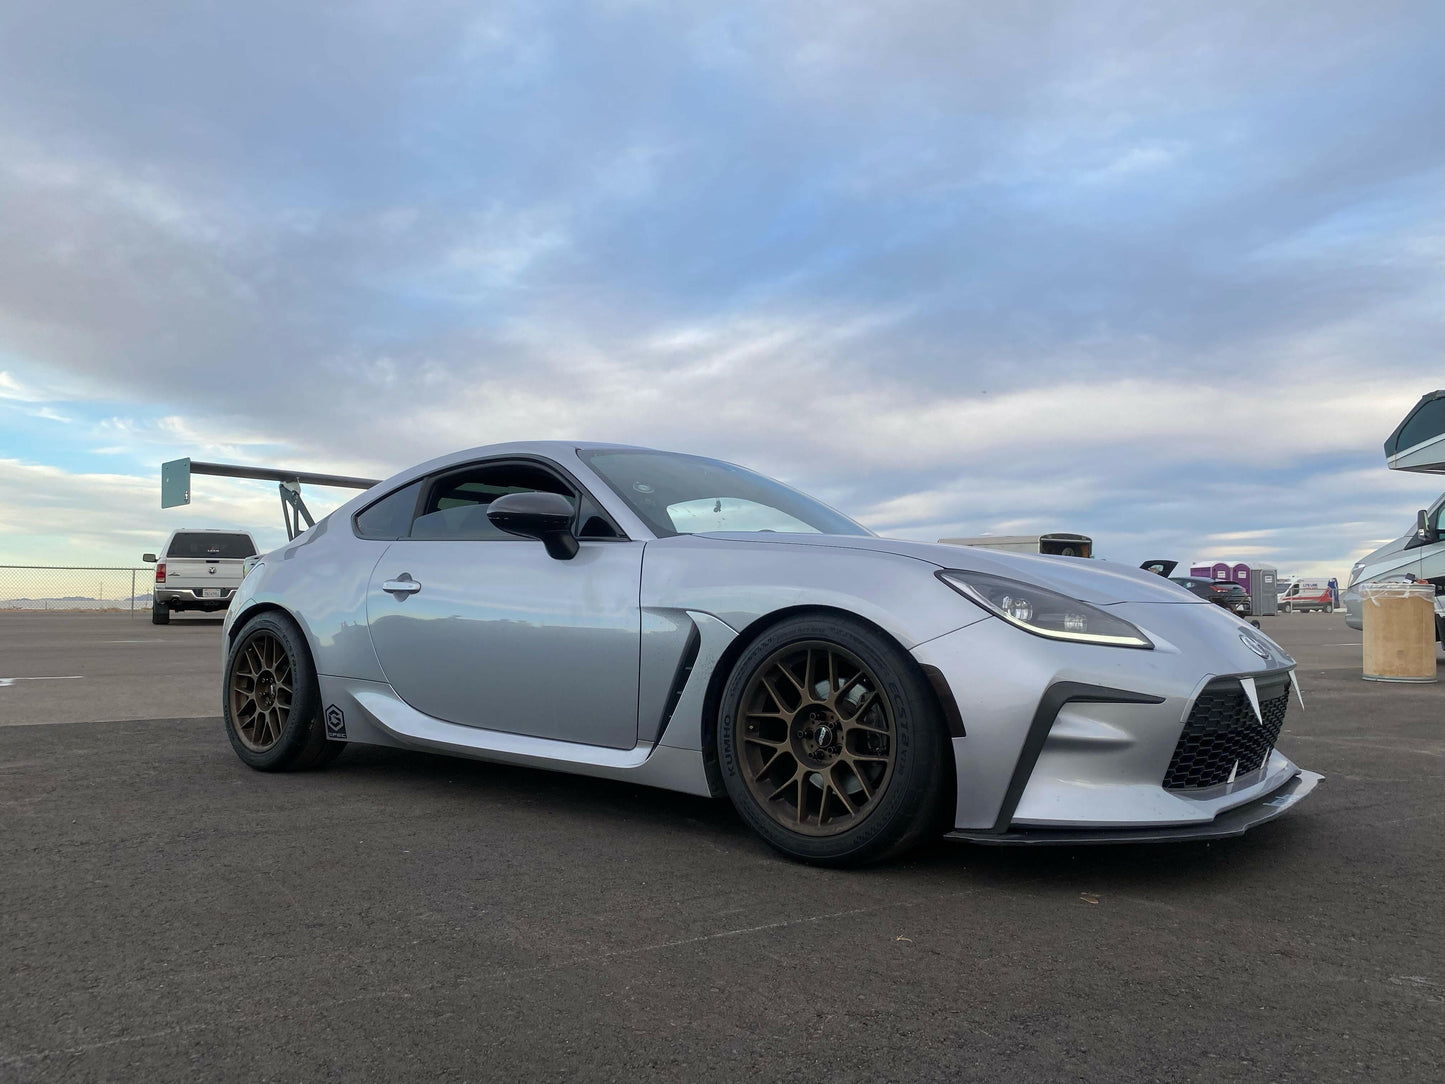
1163;679;1289;790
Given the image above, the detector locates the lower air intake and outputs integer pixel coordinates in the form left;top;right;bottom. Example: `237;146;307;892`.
1163;678;1289;790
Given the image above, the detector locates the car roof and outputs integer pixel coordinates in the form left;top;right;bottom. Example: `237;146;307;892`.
349;441;725;542
388;441;667;481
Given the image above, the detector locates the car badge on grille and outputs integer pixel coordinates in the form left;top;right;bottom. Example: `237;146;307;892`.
1239;632;1270;660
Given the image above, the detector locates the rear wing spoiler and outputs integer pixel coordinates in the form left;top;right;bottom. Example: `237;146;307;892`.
162;458;382;540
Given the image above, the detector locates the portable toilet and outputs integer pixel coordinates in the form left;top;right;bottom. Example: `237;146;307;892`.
1251;566;1278;617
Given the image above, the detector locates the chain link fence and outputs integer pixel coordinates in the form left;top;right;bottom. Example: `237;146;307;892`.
0;566;155;616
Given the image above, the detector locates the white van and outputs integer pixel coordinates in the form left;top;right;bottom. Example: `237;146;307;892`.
1278;580;1335;614
1344;391;1445;642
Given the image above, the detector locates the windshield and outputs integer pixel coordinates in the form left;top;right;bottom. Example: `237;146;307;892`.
581;450;871;538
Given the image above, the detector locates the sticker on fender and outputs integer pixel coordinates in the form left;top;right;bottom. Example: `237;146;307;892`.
325;705;347;740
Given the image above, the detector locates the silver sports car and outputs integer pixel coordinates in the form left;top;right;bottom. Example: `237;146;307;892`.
221;442;1321;865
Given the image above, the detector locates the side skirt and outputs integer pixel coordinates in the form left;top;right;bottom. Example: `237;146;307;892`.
317;676;714;797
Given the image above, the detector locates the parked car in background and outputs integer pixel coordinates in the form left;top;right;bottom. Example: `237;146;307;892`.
144;529;259;624
1170;576;1253;616
1278;580;1335;614
938;533;1093;558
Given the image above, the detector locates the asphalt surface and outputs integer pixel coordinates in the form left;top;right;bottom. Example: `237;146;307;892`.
0;612;224;725
0;611;1441;1082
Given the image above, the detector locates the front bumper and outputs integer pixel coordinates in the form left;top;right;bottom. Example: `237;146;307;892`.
911;599;1319;840
947;769;1322;845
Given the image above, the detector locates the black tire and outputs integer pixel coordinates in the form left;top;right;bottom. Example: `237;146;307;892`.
717;613;951;867
151;603;170;625
223;611;339;771
1325;603;1334;614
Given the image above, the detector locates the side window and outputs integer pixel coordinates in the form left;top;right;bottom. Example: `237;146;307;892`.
354;481;423;540
410;463;579;541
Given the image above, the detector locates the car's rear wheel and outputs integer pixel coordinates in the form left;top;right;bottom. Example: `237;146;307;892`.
1325;603;1334;614
224;611;341;771
151;602;170;625
717;614;950;866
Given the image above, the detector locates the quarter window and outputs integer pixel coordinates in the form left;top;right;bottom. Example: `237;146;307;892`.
354;481;423;540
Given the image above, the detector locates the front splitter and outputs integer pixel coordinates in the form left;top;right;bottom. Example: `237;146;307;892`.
946;769;1323;846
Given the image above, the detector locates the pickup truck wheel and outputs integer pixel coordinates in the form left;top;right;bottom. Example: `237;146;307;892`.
224;611;335;771
151;603;170;625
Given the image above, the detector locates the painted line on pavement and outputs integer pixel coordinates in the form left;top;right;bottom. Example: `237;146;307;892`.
0;676;84;688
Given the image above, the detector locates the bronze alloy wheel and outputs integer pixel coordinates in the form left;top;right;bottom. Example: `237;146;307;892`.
736;641;897;837
228;630;295;752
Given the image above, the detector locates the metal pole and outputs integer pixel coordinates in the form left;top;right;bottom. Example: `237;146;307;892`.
131;570;136;620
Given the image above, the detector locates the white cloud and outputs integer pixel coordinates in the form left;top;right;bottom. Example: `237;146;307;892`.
0;370;50;402
0;0;1438;583
0;458;350;566
24;406;71;423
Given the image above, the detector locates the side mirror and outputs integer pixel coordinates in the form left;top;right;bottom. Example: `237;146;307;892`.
142;553;157;563
1417;509;1437;544
487;492;579;560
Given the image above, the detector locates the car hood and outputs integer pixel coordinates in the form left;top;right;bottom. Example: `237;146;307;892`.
696;533;1204;606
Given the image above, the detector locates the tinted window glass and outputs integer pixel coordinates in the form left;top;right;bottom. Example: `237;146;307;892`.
354;481;422;539
582;450;869;538
410;463;577;541
167;532;256;559
1390;396;1445;456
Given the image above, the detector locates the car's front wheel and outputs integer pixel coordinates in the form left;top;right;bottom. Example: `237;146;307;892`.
717;614;951;866
223;611;344;771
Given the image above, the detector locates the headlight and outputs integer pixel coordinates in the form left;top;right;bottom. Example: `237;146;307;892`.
938;570;1153;649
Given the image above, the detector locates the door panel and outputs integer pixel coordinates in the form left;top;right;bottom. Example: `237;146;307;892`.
366;539;644;750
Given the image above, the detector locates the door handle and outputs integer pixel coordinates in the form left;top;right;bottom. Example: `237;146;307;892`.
382;575;422;596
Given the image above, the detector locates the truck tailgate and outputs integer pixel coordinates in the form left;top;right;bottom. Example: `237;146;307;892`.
164;558;247;591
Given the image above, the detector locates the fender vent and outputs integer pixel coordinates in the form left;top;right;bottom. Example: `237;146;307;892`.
655;626;701;740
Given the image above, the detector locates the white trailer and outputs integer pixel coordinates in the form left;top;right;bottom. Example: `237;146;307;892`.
1344;390;1445;642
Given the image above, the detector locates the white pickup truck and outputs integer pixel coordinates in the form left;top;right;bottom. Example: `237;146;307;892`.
143;529;259;625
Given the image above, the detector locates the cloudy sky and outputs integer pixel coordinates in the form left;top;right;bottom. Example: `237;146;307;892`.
1;0;1441;577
